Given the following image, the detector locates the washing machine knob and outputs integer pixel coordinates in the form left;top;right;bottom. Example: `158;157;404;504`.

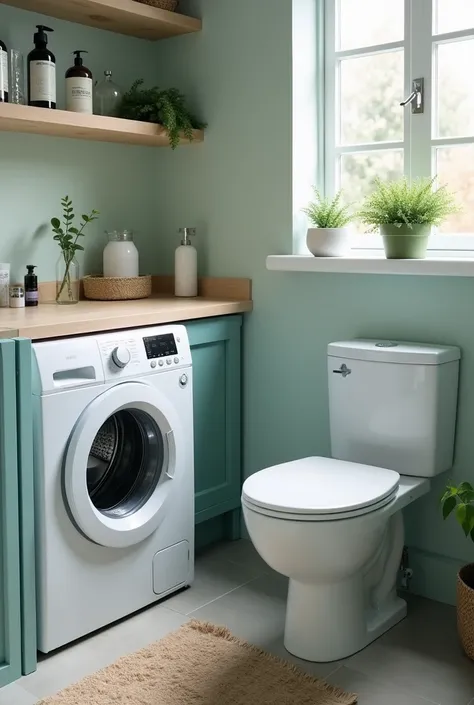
112;346;131;368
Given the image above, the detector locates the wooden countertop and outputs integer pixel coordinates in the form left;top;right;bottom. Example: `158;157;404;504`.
0;294;252;340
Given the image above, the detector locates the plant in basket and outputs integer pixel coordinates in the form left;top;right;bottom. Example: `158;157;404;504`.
133;0;179;11
441;482;474;659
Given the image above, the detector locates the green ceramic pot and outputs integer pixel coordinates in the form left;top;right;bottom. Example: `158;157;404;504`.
380;224;431;259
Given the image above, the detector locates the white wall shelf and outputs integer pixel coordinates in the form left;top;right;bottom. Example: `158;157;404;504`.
267;255;474;277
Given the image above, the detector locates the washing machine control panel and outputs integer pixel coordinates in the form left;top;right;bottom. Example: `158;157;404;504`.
97;325;191;379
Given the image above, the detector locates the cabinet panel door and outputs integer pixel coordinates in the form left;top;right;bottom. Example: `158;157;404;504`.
186;317;242;523
15;339;36;676
0;340;22;686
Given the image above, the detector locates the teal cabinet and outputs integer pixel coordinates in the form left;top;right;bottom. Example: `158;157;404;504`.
0;340;23;686
186;316;242;537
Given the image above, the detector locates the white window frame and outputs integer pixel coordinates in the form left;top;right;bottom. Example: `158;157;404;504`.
324;0;474;254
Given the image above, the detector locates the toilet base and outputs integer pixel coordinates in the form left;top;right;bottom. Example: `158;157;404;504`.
283;578;407;662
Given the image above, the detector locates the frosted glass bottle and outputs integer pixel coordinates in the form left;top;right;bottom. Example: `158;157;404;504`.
94;70;122;117
175;228;197;297
103;230;139;278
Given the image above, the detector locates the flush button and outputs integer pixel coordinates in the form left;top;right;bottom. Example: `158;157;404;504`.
375;342;398;348
166;358;172;365
150;360;157;369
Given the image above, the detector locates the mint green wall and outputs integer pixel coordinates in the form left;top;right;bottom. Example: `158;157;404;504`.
153;0;474;605
1;1;471;606
0;6;160;283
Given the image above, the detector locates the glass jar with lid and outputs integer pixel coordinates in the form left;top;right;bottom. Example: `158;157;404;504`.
103;230;139;278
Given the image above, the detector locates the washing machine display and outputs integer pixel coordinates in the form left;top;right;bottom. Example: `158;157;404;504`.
33;324;194;652
143;333;178;359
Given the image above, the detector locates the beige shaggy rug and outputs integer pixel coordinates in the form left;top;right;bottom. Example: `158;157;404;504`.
37;621;357;705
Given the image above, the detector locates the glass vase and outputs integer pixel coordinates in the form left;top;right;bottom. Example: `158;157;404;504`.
56;254;79;305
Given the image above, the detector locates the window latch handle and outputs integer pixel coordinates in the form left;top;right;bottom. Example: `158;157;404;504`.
400;78;424;114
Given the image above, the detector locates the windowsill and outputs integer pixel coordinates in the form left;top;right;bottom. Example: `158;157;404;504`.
266;254;474;277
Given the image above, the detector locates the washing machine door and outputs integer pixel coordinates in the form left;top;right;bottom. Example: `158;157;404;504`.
63;381;182;548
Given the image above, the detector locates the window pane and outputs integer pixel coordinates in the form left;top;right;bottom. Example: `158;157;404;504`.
436;146;474;233
340;150;404;230
434;0;474;34
436;39;474;138
339;0;404;50
340;52;404;145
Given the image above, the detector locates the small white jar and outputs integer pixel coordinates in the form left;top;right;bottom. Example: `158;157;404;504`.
103;230;139;278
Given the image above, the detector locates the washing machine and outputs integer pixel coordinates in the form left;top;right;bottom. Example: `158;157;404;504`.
32;324;194;653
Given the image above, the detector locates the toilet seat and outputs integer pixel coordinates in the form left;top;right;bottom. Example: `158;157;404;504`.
241;456;400;522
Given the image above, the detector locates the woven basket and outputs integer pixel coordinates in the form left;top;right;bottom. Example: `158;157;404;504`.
133;0;178;11
83;275;152;301
457;564;474;660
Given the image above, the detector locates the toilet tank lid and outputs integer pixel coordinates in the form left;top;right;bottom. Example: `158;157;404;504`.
328;339;460;365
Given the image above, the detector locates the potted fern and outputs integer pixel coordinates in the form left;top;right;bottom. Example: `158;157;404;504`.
440;482;474;660
118;80;206;150
302;189;352;257
358;177;458;259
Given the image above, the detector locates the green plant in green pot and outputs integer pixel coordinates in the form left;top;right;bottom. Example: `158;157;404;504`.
51;196;99;305
118;80;206;150
358;177;458;259
441;482;474;660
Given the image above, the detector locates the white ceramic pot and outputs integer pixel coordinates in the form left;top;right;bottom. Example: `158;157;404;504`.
306;227;351;257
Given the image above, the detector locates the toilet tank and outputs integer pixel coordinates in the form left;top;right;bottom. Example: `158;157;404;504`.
328;340;460;477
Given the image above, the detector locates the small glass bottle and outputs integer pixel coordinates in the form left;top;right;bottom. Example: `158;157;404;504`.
103;231;139;278
56;254;79;305
94;70;122;117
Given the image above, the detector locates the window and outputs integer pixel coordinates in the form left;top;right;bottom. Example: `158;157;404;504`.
324;0;474;251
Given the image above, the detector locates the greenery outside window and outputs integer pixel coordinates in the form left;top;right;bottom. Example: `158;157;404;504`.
324;0;474;252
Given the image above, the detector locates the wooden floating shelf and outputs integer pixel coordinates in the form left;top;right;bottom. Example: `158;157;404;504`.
0;0;202;40
0;102;204;147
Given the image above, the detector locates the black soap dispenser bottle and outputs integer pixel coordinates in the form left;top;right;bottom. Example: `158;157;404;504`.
28;25;56;109
66;50;93;114
24;265;38;307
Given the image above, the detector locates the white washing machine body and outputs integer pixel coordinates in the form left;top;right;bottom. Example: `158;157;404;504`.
32;324;194;653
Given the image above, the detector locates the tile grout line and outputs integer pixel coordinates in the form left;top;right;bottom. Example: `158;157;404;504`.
170;574;266;617
338;664;444;705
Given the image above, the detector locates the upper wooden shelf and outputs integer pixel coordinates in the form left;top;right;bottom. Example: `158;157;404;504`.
0;102;204;147
0;0;202;40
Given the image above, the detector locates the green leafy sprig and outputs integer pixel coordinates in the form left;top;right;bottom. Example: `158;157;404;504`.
358;177;459;233
302;189;353;228
51;196;99;260
118;80;206;149
441;482;474;541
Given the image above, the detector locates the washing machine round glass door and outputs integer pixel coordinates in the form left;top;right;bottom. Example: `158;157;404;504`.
63;381;183;548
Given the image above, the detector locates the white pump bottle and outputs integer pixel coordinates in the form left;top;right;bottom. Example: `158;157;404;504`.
175;227;198;297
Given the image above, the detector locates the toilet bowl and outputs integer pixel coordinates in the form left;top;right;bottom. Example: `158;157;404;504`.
242;458;429;662
243;339;460;662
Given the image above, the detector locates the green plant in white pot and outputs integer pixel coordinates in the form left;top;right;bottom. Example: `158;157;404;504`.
302;189;353;257
441;482;474;660
358;177;458;259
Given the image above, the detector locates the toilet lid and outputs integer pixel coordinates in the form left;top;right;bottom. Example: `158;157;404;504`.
241;457;400;516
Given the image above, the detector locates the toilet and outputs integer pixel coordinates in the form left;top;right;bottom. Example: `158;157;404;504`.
242;339;460;662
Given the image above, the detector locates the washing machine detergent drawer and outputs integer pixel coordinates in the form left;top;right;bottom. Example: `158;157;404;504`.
153;540;190;595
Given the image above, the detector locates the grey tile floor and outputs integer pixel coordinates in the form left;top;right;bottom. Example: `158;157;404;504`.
4;540;473;705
